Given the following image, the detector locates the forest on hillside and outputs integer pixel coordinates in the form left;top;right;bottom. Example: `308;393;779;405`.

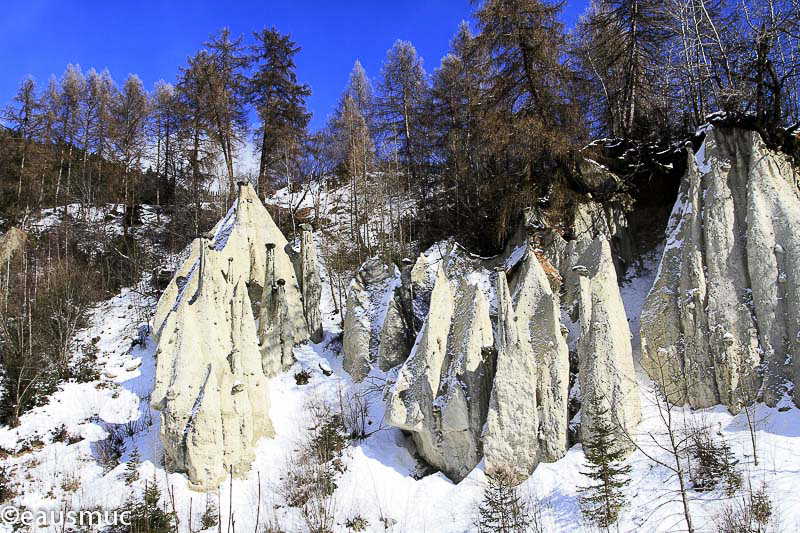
0;0;799;428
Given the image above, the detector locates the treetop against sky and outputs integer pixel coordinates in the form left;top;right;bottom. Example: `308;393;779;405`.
0;0;587;131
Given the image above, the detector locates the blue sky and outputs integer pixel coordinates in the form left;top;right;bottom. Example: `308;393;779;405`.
0;0;587;131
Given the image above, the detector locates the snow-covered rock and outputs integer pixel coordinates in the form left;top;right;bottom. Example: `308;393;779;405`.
342;257;399;381
573;237;641;451
511;250;570;462
387;268;495;481
299;224;323;343
641;127;800;410
483;270;540;483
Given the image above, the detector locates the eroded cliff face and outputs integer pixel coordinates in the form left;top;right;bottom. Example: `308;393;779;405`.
151;183;317;490
376;222;637;484
342;258;400;382
151;243;273;490
483;270;540;482
573;237;641;449
641;127;800;410
511;250;570;462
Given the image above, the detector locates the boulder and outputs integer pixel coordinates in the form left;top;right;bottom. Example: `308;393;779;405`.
483;271;540;483
573;237;640;450
641;127;800;410
342;258;399;381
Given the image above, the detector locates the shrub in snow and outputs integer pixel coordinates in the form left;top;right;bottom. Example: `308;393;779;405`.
689;426;741;496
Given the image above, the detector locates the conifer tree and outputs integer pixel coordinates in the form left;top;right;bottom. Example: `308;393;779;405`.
689;426;741;496
578;395;632;529
124;445;141;485
248;27;311;198
113;477;175;533
477;468;531;533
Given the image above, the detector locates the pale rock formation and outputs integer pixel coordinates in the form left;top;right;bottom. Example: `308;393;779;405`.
511;250;570;462
257;243;294;376
641;127;800;409
387;268;495;481
0;227;25;265
572;237;640;449
153;183;308;346
299;224;323;343
151;247;273;490
342;258;399;381
387;267;454;432
387;240;577;482
377;292;413;371
151;183;321;489
483;271;540;483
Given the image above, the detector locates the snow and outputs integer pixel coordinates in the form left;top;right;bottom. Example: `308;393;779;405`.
695;124;714;174
3;191;800;532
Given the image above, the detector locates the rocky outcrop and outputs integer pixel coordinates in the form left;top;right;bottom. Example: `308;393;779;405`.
299;224;323;343
151;246;273;490
483;271;540;482
641;127;800;410
377;293;413;371
573;237;641;449
387;268;495;481
151;183;320;490
257;243;294;376
153;183;308;345
385;240;574;483
342;258;399;381
511;251;570;462
0;227;25;265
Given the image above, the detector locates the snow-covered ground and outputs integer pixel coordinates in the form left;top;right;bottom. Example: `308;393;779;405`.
2;194;799;532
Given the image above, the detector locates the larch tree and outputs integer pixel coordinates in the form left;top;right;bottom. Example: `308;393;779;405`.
330;61;378;260
202;28;249;197
57;64;85;209
39;76;62;206
430;22;491;246
576;0;671;138
89;69;115;205
376;40;430;192
177;51;217;237
468;0;583;251
248;27;311;198
152;80;179;207
3;77;39;210
110;74;149;237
